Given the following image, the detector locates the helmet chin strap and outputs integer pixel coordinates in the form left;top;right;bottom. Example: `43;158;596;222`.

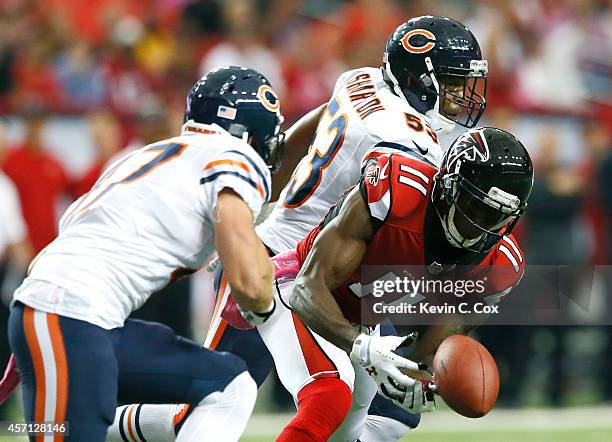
423;57;456;135
383;53;408;100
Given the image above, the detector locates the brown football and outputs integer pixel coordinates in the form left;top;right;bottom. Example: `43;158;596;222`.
433;335;499;418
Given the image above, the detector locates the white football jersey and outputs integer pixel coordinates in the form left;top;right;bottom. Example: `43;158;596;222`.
258;67;444;253
14;123;271;329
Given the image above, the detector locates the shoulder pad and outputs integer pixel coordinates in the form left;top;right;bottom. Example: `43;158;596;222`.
388;154;436;219
360;153;435;223
362;110;444;168
333;68;375;95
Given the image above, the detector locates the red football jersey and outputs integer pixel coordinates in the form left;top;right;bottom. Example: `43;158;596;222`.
296;153;525;324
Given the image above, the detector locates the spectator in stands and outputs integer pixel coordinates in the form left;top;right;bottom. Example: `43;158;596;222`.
526;128;586;265
53;41;108;111
281;21;345;121
2;110;69;254
72;110;125;197
134;17;176;79
11;28;63;112
199;0;285;95
103;44;154;117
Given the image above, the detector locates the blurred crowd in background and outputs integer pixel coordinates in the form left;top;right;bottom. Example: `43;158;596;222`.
1;0;612;415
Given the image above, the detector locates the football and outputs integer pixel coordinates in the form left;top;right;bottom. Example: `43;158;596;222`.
433;335;500;418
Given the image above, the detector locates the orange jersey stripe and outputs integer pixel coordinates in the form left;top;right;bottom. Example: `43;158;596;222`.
256;182;265;198
23;307;46;442
47;314;68;442
204;159;251;173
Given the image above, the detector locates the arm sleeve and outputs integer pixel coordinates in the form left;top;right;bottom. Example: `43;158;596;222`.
199;150;271;222
481;235;526;304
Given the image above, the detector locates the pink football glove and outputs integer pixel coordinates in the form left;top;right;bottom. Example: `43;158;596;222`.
221;250;300;329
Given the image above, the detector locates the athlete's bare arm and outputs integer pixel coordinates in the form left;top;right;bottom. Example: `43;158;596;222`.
214;188;274;312
399;316;485;367
271;103;326;200
291;188;373;354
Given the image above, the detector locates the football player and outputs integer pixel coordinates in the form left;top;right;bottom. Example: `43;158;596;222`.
6;66;285;442
101;15;490;442
259;127;533;441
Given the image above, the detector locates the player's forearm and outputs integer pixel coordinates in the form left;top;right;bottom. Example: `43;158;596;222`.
214;190;275;312
291;277;359;354
410;320;469;366
225;245;274;313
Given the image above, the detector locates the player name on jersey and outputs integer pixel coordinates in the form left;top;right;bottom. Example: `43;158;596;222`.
345;73;385;120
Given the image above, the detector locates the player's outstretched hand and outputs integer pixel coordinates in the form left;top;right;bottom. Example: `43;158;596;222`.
350;334;434;412
392;379;437;413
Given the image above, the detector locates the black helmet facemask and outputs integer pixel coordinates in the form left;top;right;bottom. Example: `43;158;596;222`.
434;173;524;253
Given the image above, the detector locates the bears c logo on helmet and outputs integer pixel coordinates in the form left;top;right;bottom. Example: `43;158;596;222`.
400;29;436;54
257;85;280;112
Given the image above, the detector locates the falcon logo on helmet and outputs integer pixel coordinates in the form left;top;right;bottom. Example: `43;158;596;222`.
401;29;436;54
448;128;490;166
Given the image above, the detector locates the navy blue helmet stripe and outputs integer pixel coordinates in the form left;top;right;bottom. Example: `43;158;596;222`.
226;150;270;201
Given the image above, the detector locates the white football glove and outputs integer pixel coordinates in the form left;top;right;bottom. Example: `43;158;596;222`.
350;333;435;413
391;378;436;413
237;299;276;327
